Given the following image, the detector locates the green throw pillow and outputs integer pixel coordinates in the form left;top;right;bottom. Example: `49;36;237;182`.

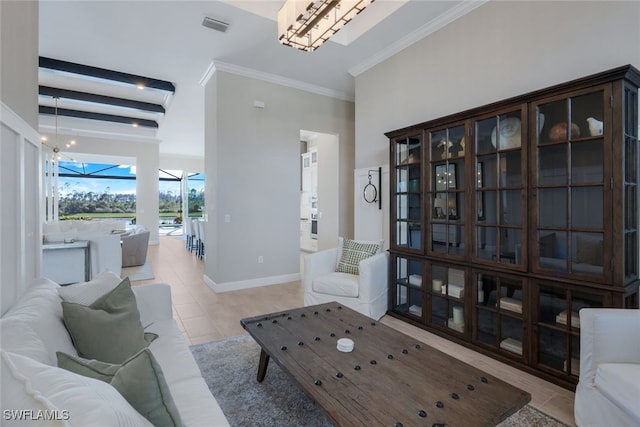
335;238;380;275
57;349;183;427
62;277;150;364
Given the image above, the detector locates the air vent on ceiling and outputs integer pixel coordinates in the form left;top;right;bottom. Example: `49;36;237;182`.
202;16;229;33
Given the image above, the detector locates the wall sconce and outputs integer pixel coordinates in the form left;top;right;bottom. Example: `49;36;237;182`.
363;167;382;210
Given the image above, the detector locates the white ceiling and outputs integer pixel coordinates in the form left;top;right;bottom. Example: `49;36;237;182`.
38;0;485;160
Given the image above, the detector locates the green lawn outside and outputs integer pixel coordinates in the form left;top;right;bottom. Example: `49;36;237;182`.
60;212;203;221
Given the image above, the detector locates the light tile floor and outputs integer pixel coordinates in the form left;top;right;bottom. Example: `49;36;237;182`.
134;235;576;426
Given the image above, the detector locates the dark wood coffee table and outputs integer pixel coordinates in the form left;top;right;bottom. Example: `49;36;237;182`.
241;302;530;427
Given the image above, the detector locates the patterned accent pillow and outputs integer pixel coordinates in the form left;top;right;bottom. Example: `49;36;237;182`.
335;239;380;275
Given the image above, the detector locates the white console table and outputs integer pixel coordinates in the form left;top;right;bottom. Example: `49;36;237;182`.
42;240;90;285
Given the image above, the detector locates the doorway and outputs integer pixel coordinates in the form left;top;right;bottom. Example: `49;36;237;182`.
299;130;339;254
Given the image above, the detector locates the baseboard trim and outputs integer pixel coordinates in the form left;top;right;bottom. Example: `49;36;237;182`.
203;273;301;293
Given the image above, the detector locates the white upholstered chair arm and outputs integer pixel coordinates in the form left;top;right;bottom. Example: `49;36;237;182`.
357;252;389;301
303;248;338;292
579;308;640;385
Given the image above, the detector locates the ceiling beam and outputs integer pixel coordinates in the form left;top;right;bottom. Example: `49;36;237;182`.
39;56;176;93
40;86;165;114
39;106;159;128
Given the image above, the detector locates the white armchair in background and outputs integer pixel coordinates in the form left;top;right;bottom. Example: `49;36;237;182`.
304;239;389;320
121;228;150;267
574;308;640;426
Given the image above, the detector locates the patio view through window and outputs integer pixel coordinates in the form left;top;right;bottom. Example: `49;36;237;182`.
57;161;204;225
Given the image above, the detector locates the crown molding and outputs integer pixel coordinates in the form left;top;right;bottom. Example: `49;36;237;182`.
199;60;218;87
200;60;355;103
348;0;488;77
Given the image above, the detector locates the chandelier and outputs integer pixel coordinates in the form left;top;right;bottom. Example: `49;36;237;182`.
41;97;76;221
278;0;374;52
41;97;76;161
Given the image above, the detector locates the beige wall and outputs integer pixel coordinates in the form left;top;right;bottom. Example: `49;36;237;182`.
204;71;355;288
315;132;340;251
0;0;39;128
355;0;640;169
354;0;640;241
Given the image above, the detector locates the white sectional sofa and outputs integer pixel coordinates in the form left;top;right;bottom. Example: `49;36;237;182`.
574;308;640;426
0;274;229;427
43;220;152;279
43;220;129;279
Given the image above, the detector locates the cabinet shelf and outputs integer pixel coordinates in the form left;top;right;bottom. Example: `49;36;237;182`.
500;338;523;355
537;322;582;335
499;297;523;314
447;320;465;333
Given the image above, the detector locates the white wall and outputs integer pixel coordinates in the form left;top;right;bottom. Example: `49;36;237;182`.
1;104;41;314
159;155;203;172
354;165;389;248
204;71;355;290
354;0;640;240
64;136;161;244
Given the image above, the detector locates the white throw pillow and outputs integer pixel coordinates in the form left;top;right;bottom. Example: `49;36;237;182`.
58;271;123;305
3;278;77;362
0;319;52;365
1;350;153;427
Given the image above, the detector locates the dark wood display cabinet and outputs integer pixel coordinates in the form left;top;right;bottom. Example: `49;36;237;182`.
387;65;640;389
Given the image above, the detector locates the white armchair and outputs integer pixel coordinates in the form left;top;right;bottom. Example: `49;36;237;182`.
574;308;640;426
303;243;389;320
121;228;150;267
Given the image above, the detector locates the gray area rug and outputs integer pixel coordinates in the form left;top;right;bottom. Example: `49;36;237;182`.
190;334;568;427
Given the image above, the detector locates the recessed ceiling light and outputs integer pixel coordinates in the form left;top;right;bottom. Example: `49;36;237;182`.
41;136;48;142
132;122;139;128
136;84;145;90
70;140;76;145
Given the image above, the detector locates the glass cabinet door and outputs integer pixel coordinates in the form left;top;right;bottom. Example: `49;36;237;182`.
391;256;425;320
429;264;466;335
535;283;607;378
473;108;526;269
474;272;526;361
532;87;610;282
392;134;423;252
429;124;466;258
623;83;639;288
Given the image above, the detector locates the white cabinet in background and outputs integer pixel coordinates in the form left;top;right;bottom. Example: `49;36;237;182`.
301;150;318;194
300;220;317;252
